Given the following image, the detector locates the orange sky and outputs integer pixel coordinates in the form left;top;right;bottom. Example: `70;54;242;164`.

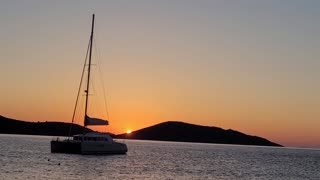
1;1;320;148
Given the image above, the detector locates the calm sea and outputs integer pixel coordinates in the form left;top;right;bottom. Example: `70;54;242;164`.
0;134;319;180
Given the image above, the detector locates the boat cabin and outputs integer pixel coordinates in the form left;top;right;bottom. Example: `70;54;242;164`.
73;132;114;143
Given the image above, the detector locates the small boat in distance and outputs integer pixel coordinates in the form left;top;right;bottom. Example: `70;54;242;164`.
51;14;128;155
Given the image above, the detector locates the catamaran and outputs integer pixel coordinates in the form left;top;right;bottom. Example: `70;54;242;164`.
51;14;128;155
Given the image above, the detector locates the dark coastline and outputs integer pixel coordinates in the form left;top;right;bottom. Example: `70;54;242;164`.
0;115;92;136
0;115;281;147
117;121;282;147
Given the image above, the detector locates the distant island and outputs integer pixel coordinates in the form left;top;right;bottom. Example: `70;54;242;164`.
0;115;281;147
116;121;282;147
0;115;93;136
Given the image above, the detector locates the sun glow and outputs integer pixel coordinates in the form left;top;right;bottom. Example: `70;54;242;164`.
126;130;132;134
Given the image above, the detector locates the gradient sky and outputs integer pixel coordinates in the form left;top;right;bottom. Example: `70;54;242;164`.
1;1;320;148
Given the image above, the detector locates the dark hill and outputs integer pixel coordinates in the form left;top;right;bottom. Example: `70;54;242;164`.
0;115;93;136
116;121;282;147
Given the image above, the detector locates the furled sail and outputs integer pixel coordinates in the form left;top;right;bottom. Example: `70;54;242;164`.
85;115;109;126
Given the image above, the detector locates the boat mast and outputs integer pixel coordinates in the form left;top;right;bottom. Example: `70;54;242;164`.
84;14;95;128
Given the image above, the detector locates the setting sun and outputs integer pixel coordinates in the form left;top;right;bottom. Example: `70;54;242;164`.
126;130;132;134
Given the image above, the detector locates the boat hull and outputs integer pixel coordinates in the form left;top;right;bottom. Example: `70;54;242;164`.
51;140;82;154
81;141;127;155
51;140;127;155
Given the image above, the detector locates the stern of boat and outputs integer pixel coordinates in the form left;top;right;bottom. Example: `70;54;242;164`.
51;139;82;154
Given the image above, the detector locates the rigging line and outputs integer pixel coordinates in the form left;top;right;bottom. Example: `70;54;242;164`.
90;74;104;119
76;95;85;126
93;38;106;119
76;92;85;122
93;35;111;122
68;39;91;137
88;74;96;115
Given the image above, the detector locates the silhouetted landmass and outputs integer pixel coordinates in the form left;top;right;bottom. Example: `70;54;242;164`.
1;116;281;146
116;121;282;147
0;115;93;136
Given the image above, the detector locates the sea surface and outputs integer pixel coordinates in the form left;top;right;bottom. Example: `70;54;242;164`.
0;134;319;180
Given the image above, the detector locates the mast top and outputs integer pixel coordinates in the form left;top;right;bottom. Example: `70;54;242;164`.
84;13;95;128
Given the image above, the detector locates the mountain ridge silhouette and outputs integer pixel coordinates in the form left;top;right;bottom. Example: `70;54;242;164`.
1;115;281;146
116;121;282;147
